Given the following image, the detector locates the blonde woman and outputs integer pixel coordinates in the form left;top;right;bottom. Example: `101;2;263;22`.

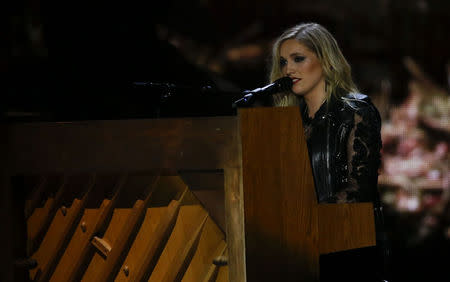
268;23;389;282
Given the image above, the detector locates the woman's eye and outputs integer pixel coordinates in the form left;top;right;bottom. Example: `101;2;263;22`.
279;58;287;67
294;56;305;63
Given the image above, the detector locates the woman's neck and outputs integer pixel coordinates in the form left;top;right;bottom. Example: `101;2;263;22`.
304;90;327;118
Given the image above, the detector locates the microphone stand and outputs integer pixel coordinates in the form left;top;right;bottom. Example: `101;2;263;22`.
132;82;217;102
232;91;256;108
132;81;241;117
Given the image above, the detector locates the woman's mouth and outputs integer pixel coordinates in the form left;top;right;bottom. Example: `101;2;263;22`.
292;78;301;84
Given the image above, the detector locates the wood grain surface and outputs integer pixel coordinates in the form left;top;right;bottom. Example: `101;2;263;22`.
240;107;319;282
30;174;94;281
318;203;376;254
26;175;67;255
6;117;239;173
50;174;126;282
82;174;159;281
114;206;168;282
148;205;208;282
182;217;226;281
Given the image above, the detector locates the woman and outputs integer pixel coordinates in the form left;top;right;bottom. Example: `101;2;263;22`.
268;23;390;282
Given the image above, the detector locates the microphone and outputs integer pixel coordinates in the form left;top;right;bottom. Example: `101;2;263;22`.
233;76;293;107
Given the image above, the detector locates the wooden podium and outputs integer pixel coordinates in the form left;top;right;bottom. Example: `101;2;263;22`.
1;107;375;281
240;107;375;281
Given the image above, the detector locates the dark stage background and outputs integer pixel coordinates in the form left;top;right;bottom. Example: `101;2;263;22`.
3;1;450;281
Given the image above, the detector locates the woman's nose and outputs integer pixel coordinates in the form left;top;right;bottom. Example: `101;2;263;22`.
286;62;294;75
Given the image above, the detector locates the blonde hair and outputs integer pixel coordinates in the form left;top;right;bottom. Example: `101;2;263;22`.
269;22;358;106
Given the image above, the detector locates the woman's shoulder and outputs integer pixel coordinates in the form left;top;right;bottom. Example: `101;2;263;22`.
341;93;375;111
338;93;381;126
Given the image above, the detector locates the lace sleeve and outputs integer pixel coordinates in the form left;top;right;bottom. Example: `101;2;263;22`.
335;106;382;203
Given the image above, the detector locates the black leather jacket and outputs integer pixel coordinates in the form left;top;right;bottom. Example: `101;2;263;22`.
301;93;391;280
300;93;382;204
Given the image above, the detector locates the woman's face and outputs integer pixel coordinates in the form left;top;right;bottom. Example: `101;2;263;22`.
279;39;325;98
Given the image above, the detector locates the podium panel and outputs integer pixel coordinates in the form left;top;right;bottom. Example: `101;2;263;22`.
2;108;375;282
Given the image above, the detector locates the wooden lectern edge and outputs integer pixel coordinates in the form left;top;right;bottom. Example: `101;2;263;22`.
318;202;376;255
224;108;246;282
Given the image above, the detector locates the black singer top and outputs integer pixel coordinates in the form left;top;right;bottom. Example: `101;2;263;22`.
299;93;382;204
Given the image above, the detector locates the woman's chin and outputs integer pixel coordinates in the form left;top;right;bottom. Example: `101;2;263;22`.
291;90;305;97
